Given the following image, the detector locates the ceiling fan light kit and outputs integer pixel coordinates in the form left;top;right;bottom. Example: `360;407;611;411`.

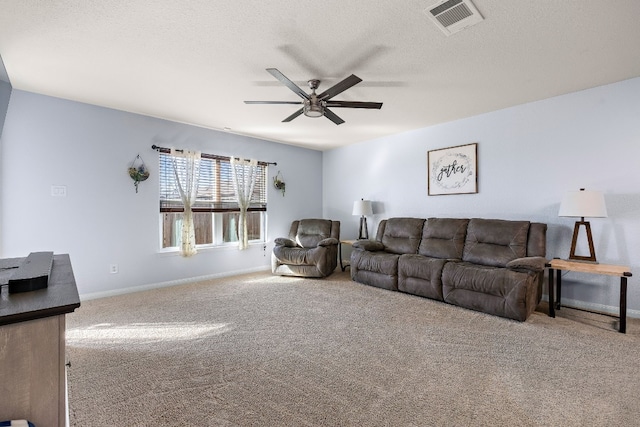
245;68;382;125
303;79;323;118
303;101;323;118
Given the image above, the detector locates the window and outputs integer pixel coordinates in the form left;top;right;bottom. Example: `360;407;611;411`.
159;150;267;249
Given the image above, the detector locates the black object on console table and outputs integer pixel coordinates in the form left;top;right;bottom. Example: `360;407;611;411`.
7;251;54;293
0;253;80;326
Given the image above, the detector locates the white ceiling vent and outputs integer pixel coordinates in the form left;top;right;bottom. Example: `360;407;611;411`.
425;0;484;36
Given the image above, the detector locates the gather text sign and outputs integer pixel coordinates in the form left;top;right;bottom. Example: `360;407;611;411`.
427;143;478;195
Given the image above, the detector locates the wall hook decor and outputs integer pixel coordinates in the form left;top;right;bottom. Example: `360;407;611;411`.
273;171;286;196
128;154;150;193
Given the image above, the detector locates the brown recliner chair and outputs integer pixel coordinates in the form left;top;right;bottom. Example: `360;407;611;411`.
272;219;340;277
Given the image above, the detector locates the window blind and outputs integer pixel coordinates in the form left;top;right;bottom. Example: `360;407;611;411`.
159;152;267;213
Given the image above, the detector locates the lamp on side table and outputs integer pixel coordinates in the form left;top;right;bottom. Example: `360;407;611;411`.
352;199;373;240
558;188;607;263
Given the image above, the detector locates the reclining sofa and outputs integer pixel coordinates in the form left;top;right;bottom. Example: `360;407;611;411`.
350;217;547;321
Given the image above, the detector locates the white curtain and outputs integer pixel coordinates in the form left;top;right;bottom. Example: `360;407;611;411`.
230;157;258;250
171;148;201;256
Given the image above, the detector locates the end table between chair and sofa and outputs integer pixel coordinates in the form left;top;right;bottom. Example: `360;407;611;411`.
339;240;357;271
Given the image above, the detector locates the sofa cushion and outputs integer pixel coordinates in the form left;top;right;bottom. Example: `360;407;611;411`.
351;251;399;276
462;219;530;267
506;256;547;273
527;222;547;257
352;240;385;251
272;263;326;278
442;261;539;321
350;250;400;291
418;218;469;259
274;237;297;247
295;219;333;248
380;217;425;255
398;254;448;300
273;246;315;266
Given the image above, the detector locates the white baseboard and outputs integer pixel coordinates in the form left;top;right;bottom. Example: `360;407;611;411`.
80;265;271;301
541;295;640;319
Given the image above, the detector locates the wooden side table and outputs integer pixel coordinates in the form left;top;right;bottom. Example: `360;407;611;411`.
339;240;357;271
546;258;632;333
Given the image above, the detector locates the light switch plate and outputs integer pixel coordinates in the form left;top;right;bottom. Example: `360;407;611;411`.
51;185;67;197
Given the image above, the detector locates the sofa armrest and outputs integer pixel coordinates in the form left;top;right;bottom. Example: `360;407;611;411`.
318;237;339;247
274;237;297;247
352;240;385;251
506;256;547;273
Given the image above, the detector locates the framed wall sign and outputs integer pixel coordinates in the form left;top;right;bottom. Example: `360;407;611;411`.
427;143;478;195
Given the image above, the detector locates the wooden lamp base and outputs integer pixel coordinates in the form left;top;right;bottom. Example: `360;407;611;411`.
568;219;597;263
358;216;369;240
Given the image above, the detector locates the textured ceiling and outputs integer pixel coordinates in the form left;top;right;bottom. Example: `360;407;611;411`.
1;0;640;150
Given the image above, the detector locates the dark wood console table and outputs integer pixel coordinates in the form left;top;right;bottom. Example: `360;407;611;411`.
0;254;80;426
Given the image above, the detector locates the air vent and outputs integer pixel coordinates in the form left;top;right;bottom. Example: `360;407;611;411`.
425;0;484;36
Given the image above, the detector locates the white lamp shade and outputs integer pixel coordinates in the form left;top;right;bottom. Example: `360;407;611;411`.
352;199;373;216
558;190;607;218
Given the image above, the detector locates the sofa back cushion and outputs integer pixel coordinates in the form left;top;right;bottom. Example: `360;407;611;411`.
380;217;425;254
293;219;336;248
462;219;530;267
527;222;547;257
418;218;470;259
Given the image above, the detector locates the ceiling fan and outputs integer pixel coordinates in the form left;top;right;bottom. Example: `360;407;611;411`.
244;68;383;125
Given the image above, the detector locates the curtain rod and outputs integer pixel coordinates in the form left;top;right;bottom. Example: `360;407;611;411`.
151;145;276;166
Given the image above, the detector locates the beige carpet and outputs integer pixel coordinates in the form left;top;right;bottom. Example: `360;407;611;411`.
66;270;640;426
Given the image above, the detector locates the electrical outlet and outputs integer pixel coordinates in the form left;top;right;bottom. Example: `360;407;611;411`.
110;264;118;274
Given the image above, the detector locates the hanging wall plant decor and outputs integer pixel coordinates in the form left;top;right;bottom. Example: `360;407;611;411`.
128;154;150;193
273;171;286;196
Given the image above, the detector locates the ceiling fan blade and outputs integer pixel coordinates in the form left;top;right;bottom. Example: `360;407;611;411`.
245;101;302;105
318;74;362;100
282;108;304;122
325;101;383;109
267;68;310;100
323;108;345;125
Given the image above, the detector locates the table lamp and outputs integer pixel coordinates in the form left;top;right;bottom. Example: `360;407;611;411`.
558;188;607;263
352;199;373;240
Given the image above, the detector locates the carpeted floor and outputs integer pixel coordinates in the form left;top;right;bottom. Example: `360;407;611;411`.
66;270;640;426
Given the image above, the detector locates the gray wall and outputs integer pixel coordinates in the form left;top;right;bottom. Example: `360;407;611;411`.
0;55;11;119
0;78;10;138
1;90;323;297
0;54;11;154
323;77;640;317
0;54;13;250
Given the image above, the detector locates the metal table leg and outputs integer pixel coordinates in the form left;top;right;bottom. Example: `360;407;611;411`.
620;275;628;333
556;269;562;310
339;241;349;271
547;266;555;318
